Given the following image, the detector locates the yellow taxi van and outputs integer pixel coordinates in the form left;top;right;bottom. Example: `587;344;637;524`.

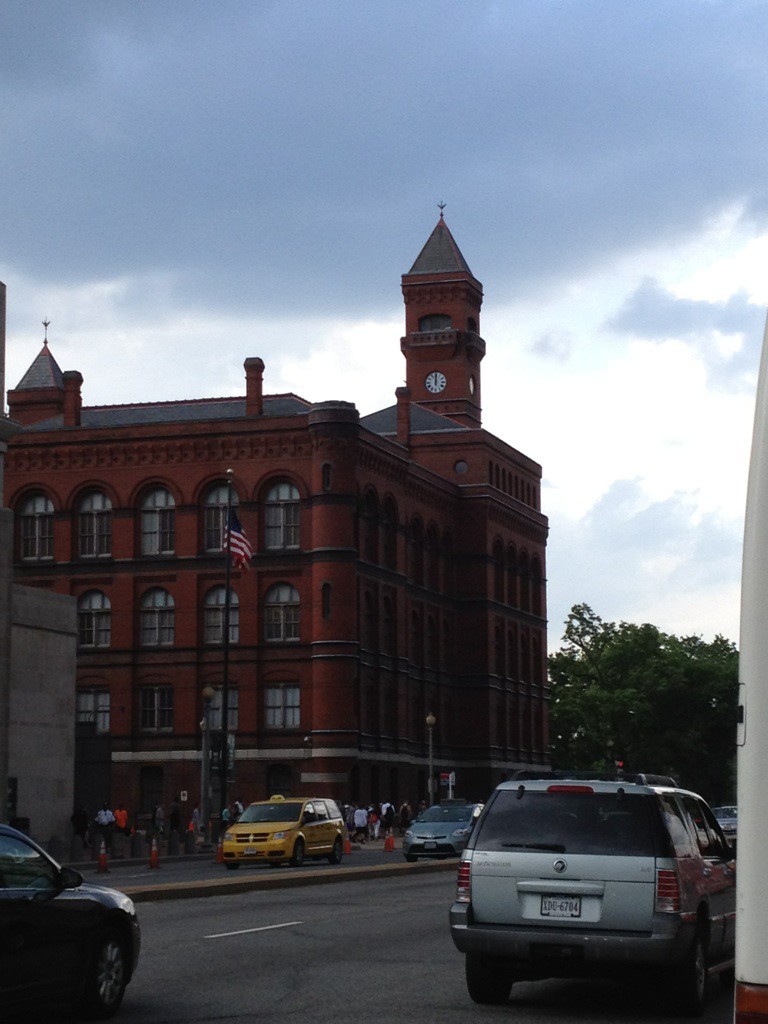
222;794;345;868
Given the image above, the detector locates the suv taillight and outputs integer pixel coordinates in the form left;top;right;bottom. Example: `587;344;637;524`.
456;859;471;903
655;868;681;912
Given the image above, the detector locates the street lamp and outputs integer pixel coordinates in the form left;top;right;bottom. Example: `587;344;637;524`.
200;686;215;844
426;711;436;806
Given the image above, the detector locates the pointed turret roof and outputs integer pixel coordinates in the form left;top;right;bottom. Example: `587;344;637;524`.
407;214;474;276
15;342;64;391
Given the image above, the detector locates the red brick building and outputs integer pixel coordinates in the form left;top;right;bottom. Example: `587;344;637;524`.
4;216;549;821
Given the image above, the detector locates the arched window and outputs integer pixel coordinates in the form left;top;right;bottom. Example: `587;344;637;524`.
265;482;300;550
519;551;530;612
507;626;518;680
382;594;396;654
426;525;440;591
265;583;300;641
410;608;423;665
203;483;237;552
19;493;54;560
492;538;504;602
507;546;518;607
204;586;239;644
321;582;331;620
362;590;377;650
426;615;439;668
531;556;543;617
520;632;530;684
532;635;543;686
77;591;111;648
265;686;300;728
321;463;332;491
441;533;454;596
494;623;505;676
418;313;451;331
409;518;424;587
140;588;175;646
382;498;398;570
361;490;379;563
78;491;112;558
141;487;175;555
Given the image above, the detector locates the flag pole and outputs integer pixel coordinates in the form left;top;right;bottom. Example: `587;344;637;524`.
220;467;234;821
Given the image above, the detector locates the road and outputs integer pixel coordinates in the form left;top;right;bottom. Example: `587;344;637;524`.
54;871;735;1024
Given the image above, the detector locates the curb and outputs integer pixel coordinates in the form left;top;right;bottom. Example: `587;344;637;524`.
119;856;457;903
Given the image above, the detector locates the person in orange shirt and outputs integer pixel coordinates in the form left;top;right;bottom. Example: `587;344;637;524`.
113;804;129;835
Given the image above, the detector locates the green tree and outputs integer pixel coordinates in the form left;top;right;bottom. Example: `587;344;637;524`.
548;604;739;802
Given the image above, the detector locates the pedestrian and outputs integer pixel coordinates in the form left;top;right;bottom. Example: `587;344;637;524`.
71;804;91;847
192;804;202;840
345;803;356;836
152;802;165;838
369;804;381;840
352;804;368;843
94;803;115;848
114;803;129;835
398;800;412;835
235;797;244;815
169;795;181;835
382;800;395;834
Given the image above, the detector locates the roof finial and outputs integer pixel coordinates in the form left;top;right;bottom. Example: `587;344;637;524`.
42;318;50;344
437;200;446;219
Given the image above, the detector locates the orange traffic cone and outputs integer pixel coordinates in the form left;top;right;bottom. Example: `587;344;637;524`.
384;830;395;852
149;835;160;869
344;834;352;855
97;839;109;873
216;835;224;864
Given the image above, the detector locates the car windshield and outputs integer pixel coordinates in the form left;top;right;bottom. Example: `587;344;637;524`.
416;805;473;823
237;802;303;824
472;790;657;856
713;806;737;819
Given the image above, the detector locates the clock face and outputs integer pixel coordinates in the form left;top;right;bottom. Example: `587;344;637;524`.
425;370;447;394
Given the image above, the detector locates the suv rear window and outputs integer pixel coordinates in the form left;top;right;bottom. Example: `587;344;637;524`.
473;790;657;857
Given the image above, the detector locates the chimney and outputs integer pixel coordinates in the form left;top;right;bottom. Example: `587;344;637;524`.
396;386;410;447
244;357;265;416
62;371;83;427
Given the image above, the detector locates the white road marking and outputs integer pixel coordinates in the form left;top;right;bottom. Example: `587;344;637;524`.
205;920;303;939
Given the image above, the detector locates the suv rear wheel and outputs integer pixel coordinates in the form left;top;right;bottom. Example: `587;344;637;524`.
669;928;708;1017
465;953;514;1005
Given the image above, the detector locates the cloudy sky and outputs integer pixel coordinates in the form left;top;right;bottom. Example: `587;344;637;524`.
2;0;767;651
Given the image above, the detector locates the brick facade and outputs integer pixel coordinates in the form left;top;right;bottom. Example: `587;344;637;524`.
4;217;549;823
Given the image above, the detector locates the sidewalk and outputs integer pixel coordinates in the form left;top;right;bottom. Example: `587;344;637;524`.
71;831;457;903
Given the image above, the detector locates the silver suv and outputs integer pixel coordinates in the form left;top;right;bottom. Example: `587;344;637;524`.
449;773;736;1016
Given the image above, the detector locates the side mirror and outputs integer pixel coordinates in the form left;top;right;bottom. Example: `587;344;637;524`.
59;866;84;890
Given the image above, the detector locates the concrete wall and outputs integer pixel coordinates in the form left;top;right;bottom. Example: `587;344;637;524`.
9;583;76;842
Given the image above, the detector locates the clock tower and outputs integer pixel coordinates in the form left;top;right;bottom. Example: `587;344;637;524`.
400;212;485;426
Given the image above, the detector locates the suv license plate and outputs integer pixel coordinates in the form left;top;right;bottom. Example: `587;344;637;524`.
541;895;581;918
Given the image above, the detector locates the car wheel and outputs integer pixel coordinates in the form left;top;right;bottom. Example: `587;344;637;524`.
465;952;514;1005
669;929;708;1017
290;838;305;867
225;862;239;870
404;853;417;863
328;837;343;865
79;927;128;1019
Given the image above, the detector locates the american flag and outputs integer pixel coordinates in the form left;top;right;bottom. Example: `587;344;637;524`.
223;509;253;571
